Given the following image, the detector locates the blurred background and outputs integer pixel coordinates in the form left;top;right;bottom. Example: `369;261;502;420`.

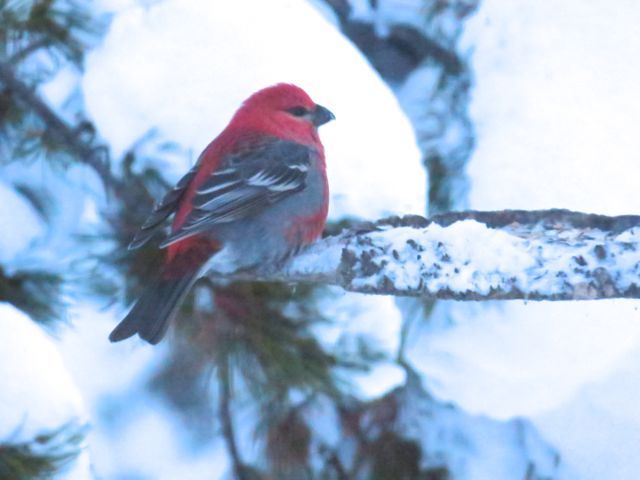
2;1;640;479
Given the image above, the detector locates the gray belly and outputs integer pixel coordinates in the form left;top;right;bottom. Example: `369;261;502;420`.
206;159;327;273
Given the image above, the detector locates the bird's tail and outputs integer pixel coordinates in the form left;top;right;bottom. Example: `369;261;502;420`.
109;272;198;345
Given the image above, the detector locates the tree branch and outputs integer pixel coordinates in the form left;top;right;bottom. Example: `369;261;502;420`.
209;209;640;301
217;357;248;480
0;61;124;195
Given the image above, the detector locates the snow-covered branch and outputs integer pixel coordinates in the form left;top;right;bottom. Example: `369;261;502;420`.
210;209;640;301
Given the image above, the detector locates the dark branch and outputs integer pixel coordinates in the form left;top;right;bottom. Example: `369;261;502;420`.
7;38;53;64
217;357;248;480
0;60;124;195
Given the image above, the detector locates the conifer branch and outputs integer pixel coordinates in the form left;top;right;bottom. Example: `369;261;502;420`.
217;358;248;480
0;60;124;194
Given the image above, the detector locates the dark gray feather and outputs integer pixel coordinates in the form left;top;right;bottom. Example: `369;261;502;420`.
129;165;198;250
159;139;313;248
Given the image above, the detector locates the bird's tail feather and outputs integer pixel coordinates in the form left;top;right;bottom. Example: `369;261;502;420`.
109;272;197;345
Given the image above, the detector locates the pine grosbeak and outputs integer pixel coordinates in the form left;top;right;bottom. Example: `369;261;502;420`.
109;84;334;344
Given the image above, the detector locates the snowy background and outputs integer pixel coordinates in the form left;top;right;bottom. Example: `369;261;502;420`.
3;0;640;479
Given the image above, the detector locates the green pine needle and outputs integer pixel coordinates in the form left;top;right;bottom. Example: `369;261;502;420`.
0;267;65;325
0;422;86;480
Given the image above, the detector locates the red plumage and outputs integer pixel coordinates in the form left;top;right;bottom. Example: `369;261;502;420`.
110;84;334;344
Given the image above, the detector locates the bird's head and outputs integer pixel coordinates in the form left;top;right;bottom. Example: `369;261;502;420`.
230;83;335;144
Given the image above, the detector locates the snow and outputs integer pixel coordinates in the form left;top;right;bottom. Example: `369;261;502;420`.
0;304;85;441
98;405;229;480
396;381;569;480
84;0;425;220
534;345;640;480
463;1;640;215
409;300;640;419
351;221;534;293
350;362;406;398
286;233;344;278
59;304;159;405
39;66;80;118
0;303;90;480
57;303;230;479
0;181;44;265
314;287;406;398
0;160;103;273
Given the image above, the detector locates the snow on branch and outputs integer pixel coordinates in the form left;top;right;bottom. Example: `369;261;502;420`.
210;209;640;301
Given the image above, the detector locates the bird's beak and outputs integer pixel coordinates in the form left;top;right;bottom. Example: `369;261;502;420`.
312;104;335;127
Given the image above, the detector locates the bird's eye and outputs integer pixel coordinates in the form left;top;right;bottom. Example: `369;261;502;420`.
287;106;308;117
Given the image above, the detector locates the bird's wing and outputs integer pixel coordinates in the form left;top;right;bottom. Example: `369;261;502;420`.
128;164;199;250
159;139;313;248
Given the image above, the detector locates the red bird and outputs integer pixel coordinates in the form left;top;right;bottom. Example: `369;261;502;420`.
109;84;334;344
